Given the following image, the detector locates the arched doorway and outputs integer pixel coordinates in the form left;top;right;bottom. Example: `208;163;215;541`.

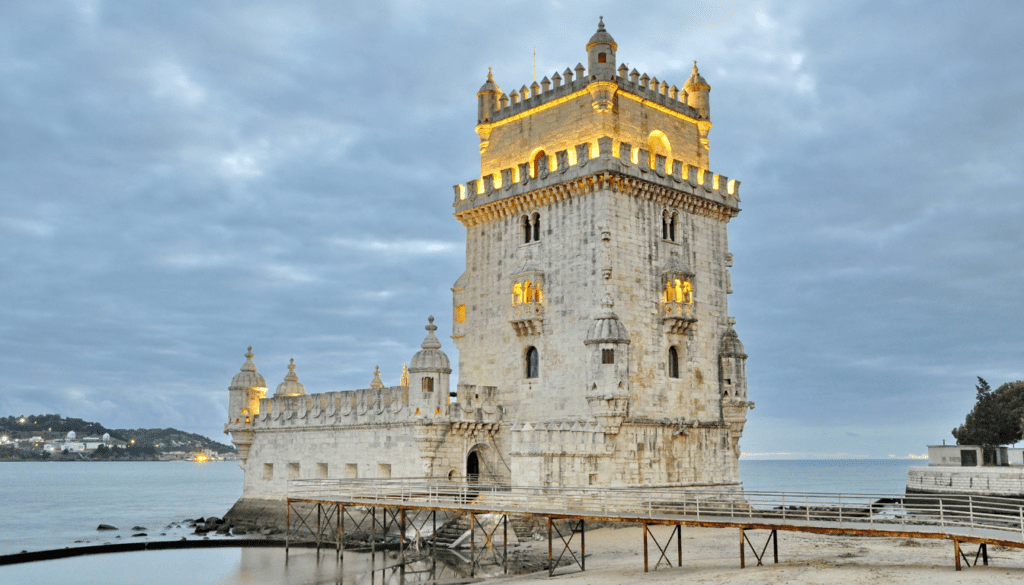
466;450;480;481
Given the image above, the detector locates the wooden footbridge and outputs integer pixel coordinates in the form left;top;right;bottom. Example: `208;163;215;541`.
286;477;1024;576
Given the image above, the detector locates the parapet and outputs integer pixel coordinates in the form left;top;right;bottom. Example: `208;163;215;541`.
481;65;704;126
453;136;740;224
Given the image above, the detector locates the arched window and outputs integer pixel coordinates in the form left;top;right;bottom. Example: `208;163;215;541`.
512;282;523;305
669;212;677;241
422;377;434;392
523;280;534;303
647;130;672;169
522;215;532;243
526;347;539;378
531;212;541;242
531;150;547;178
668;347;679;378
681;280;693;304
662;210;669;240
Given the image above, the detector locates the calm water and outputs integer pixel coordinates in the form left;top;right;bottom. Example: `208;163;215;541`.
0;459;920;583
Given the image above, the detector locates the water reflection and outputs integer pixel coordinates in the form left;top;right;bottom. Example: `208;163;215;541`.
237;546;508;584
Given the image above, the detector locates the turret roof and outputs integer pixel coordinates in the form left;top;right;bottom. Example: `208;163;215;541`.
230;346;267;390
587;16;618;51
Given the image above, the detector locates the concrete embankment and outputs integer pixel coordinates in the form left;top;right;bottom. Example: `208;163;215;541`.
907;466;1024;498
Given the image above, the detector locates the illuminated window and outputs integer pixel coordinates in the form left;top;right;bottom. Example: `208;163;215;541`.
531;150;547;178
455;304;466;323
526;347;539;378
523;280;533;303
598;52;607;63
422;377;434;392
681;280;693;304
662;279;693;304
668;347;679;378
648;130;672;169
602;349;615;364
512;282;523;305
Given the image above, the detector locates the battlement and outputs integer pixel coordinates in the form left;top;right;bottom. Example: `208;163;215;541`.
254;385;428;429
483;67;703;126
453;135;740;224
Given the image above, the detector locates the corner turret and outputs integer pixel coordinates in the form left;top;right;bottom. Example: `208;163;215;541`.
586;16;617;81
408;316;452;410
684;61;711;120
224;346;268;465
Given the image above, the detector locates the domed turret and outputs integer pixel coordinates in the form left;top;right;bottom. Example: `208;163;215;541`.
585;295;631;432
586;16;617;81
230;347;267;390
275;359;306;397
66;430;76;440
720;323;746;358
585;295;631;345
684;61;711;119
410;316;451;372
477;68;502;125
369;365;385;388
408;316;452;406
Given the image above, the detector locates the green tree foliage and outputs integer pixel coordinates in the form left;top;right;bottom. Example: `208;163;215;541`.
952;378;1024;447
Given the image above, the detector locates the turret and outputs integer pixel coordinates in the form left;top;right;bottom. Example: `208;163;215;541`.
586;17;617;81
684;61;710;119
408;316;452;411
584;295;631;433
274;359;306;397
477;68;501;124
224;346;268;465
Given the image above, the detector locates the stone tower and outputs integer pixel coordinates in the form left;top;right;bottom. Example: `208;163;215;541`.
451;19;753;487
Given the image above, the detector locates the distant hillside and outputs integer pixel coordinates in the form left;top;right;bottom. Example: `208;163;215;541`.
0;414;235;454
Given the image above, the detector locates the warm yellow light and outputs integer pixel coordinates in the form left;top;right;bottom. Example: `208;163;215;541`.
194;453;209;462
455;304;466;323
713;174;720;190
727;179;736;195
130;439;135;444
524;280;534;303
567;147;577;166
458;184;466;200
682;280;693;304
512;282;523;305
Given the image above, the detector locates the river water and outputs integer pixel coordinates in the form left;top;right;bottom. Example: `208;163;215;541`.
0;459;920;583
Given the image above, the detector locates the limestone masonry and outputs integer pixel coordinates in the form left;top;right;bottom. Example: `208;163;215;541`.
224;20;754;514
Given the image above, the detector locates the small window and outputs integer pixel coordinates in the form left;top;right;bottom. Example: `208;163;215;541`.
422;377;434;392
263;463;274;480
598;52;607;63
526;346;539;378
668;347;679;379
345;463;358;478
523;215;532;243
532;212;541;242
455;304;466;323
378;463;392;478
602;348;615;364
316;463;328;479
669;213;677;241
662;212;669;240
531;150;546;178
288;462;300;480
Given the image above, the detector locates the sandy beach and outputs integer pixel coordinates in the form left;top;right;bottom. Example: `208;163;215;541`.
484;524;1024;584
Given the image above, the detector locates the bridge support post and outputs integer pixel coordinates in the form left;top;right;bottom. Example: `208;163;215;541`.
470;512;476;578
954;540;961;571
399;508;406;583
285;500;290;560
739;527;745;569
773;529;778;564
547;517;553;577
677;524;682;567
339;504;344;560
643;523;649;572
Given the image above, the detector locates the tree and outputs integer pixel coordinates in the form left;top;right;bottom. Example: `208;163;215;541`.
952;378;1024;447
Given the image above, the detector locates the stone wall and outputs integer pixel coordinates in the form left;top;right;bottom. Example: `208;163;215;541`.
907;466;1024;497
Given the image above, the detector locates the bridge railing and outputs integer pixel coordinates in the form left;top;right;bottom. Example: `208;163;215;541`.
287;478;1024;542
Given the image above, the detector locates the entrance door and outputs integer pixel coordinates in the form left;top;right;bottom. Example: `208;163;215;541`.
466;451;480;481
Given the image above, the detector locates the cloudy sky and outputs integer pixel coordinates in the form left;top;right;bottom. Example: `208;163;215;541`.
2;1;1021;459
